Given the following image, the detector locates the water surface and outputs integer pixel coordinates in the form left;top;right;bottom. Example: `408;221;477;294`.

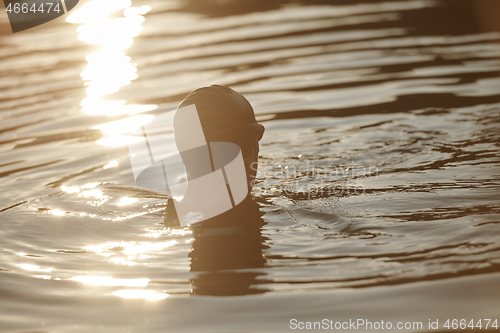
0;0;499;332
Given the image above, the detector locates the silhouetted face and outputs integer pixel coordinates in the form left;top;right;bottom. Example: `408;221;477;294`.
178;85;264;191
200;112;264;190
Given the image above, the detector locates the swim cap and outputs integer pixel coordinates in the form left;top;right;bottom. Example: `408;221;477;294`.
178;84;257;127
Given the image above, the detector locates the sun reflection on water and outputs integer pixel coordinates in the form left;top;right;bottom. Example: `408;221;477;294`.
142;228;193;238
103;160;119;169
17;264;53;272
112;290;168;300
70;276;150;287
61;182;101;194
85;240;177;256
67;0;157;146
117;197;138;206
92;115;155;136
82;240;177;266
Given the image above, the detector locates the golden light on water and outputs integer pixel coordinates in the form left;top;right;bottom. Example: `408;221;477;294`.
81;97;156;116
61;185;80;194
67;0;137;24
106;210;149;221
92;115;155;136
96;135;144;147
117;197;138;206
61;183;101;194
112;290;168;300
82;52;137;96
109;257;137;266
123;241;177;255
82;182;100;189
79;189;110;206
67;0;157;146
70;276;150;287
17;264;53;272
85;240;177;256
103;161;119;169
79;189;106;198
80;238;178;269
61;183;114;208
142;227;193;238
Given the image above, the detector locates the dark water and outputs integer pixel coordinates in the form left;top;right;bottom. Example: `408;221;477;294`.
0;0;499;332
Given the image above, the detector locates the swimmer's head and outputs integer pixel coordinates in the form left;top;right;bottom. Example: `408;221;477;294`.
178;85;264;189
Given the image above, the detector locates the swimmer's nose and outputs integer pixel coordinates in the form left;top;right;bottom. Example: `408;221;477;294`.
256;123;265;141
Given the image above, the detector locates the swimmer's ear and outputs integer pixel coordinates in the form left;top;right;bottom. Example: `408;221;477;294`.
257;123;265;141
